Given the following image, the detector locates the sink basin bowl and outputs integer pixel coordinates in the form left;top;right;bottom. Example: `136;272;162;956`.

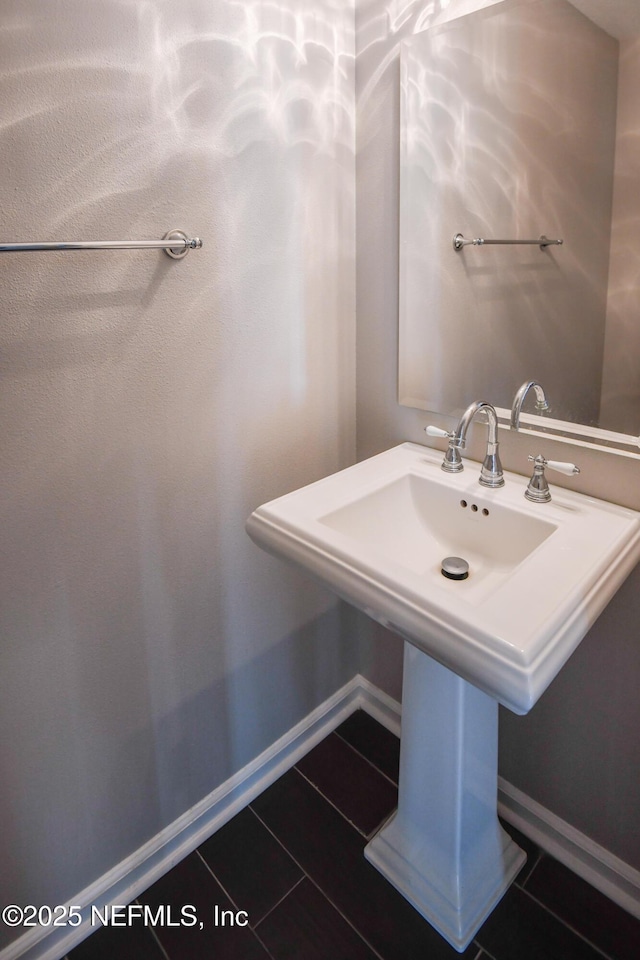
320;471;555;604
247;443;640;713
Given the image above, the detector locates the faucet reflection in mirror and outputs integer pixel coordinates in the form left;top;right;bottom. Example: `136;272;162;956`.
399;0;640;451
511;381;551;430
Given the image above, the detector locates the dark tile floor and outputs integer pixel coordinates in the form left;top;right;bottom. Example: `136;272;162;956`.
67;710;640;960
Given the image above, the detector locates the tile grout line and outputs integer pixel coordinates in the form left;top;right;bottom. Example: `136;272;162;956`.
249;801;388;960
133;898;171;960
514;883;618;960
246;923;279;960
194;849;279;960
473;945;497;960
253;874;306;929
513;847;545;889
333;729;400;789
292;763;387;840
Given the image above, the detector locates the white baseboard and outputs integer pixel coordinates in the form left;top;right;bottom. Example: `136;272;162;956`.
3;675;638;960
351;674;402;738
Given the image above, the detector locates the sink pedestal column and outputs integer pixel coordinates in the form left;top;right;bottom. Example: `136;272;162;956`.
365;642;525;952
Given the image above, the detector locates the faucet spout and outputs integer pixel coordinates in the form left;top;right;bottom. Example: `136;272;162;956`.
453;400;499;449
511;380;550;430
445;400;504;488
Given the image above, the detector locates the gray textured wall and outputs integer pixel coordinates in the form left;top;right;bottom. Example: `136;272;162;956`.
0;0;356;949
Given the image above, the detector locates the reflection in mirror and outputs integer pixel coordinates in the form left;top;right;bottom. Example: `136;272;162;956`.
398;0;640;450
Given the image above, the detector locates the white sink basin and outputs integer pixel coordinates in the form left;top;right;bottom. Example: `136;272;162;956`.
320;471;555;603
247;443;640;714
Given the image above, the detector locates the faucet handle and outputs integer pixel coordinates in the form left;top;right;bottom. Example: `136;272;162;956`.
525;455;580;502
543;459;580;477
425;425;464;473
425;425;454;439
527;456;580;476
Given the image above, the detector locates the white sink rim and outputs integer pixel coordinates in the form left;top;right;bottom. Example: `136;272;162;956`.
246;443;640;714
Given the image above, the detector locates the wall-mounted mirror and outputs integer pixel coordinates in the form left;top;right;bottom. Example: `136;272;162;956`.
398;0;640;452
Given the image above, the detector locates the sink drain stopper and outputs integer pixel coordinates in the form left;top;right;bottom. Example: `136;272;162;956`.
441;557;469;580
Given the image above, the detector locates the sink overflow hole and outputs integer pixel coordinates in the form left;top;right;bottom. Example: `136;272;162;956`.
459;500;490;517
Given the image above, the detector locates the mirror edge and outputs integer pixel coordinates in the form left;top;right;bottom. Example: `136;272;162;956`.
495;408;640;458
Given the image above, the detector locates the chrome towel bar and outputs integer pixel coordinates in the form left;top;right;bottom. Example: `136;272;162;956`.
0;230;203;260
453;233;563;251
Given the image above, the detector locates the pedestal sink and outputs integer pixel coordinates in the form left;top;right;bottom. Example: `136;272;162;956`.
246;443;640;950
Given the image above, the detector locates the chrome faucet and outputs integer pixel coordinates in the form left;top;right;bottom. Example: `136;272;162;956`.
440;400;505;487
511;380;550;430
